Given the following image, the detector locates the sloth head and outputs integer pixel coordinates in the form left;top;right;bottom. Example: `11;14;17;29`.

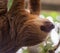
0;0;7;14
18;17;55;46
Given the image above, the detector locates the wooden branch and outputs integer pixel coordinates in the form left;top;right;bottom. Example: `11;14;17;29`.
42;3;60;11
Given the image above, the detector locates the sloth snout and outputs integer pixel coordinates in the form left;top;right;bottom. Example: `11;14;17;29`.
40;21;55;32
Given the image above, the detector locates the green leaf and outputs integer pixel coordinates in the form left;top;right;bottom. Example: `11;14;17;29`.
49;11;58;21
23;49;29;53
7;0;13;11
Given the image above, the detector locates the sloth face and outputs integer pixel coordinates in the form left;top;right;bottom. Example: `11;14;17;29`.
20;18;55;46
0;0;7;14
39;18;54;32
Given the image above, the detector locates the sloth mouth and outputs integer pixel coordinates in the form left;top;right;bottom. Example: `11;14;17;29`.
40;23;55;32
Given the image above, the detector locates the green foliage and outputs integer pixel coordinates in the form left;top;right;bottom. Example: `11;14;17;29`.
39;36;54;53
22;49;29;53
7;0;13;11
41;11;60;22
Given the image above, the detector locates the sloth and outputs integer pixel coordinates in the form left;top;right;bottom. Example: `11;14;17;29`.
0;0;7;15
0;0;54;53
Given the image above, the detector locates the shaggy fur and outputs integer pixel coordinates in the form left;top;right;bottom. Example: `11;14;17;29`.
30;0;41;15
0;0;54;53
0;0;7;15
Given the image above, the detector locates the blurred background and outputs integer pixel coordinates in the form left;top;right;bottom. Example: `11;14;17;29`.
8;0;60;53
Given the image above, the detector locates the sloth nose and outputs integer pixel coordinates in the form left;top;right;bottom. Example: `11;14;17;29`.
40;21;55;32
45;21;54;27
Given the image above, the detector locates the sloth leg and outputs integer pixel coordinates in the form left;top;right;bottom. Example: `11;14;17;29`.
30;0;41;15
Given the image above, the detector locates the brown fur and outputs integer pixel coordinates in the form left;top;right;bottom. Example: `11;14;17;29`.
0;0;7;15
30;0;41;15
0;0;54;53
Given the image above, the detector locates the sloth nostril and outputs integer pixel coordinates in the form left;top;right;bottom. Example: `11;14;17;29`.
50;23;55;29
